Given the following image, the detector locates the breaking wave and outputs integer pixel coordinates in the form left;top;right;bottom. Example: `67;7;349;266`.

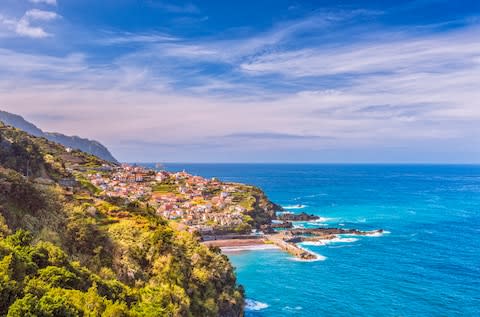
245;299;269;311
365;230;391;237
300;237;359;246
283;204;307;210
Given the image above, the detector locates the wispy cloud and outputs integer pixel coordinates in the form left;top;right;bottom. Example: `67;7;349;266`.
0;49;85;74
29;0;57;6
23;9;58;21
240;27;480;78
147;1;199;14
223;132;333;140
138;9;379;64
100;32;178;45
0;6;479;162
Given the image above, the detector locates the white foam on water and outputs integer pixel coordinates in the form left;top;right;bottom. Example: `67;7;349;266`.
283;204;307;210
365;230;391;237
283;306;304;312
245;299;269;311
290;245;327;261
307;222;327;226
310;217;333;223
288;253;327;262
300;236;359;246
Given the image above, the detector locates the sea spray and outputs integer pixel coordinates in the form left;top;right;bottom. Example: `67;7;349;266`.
300;236;359;246
283;204;308;210
245;299;269;311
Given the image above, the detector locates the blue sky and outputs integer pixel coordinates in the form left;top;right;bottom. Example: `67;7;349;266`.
0;0;479;162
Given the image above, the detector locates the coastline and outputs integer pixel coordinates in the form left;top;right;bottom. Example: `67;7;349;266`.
201;235;320;260
202;228;384;260
172;164;480;316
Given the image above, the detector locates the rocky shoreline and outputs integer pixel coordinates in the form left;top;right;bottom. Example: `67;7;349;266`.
276;211;319;221
284;228;383;244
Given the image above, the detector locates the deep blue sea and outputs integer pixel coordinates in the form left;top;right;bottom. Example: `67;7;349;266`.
145;164;480;316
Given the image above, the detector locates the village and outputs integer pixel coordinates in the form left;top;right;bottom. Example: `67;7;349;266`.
68;163;384;262
85;164;251;233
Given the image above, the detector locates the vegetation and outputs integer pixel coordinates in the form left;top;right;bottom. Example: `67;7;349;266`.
152;184;178;194
0;121;244;316
231;184;278;228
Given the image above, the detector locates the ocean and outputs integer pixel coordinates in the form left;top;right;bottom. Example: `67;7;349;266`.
145;163;480;316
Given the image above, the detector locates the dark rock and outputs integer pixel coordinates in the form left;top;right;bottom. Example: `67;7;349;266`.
270;221;293;229
289;228;383;236
277;212;319;221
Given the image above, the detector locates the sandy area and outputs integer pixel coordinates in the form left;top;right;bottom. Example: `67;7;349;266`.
202;238;267;248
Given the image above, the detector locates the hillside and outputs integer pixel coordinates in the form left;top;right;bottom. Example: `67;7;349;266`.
0;110;118;163
0;121;244;316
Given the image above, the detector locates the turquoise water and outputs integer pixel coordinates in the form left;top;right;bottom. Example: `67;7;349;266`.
155;164;480;316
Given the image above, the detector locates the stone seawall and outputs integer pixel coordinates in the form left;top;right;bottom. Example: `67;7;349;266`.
265;234;317;260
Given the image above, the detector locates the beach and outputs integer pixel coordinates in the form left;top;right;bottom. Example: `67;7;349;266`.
203;237;266;247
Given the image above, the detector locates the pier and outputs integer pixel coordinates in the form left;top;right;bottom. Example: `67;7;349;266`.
265;233;318;260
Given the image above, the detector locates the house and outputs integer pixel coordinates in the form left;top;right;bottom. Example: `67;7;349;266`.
155;171;169;182
220;191;229;199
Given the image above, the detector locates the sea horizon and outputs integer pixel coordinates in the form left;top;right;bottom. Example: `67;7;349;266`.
133;162;480;165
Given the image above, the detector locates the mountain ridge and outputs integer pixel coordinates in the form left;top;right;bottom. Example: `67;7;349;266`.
0;110;118;163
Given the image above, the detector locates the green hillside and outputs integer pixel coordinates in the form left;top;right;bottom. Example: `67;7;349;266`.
0;121;244;317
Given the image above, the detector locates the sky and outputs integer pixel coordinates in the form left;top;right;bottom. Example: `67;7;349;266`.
0;0;479;163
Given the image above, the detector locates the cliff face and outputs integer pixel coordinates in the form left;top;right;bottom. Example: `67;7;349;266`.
0;123;244;317
0;110;118;163
222;182;282;232
246;187;282;228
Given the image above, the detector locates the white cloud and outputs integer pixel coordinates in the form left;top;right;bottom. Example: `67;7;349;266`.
0;9;60;38
0;14;18;37
24;9;58;21
29;0;57;5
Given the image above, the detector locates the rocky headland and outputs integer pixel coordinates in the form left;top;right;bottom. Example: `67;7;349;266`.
276;211;319;221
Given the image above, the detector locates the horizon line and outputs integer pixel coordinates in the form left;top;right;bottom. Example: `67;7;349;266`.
125;162;480;165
